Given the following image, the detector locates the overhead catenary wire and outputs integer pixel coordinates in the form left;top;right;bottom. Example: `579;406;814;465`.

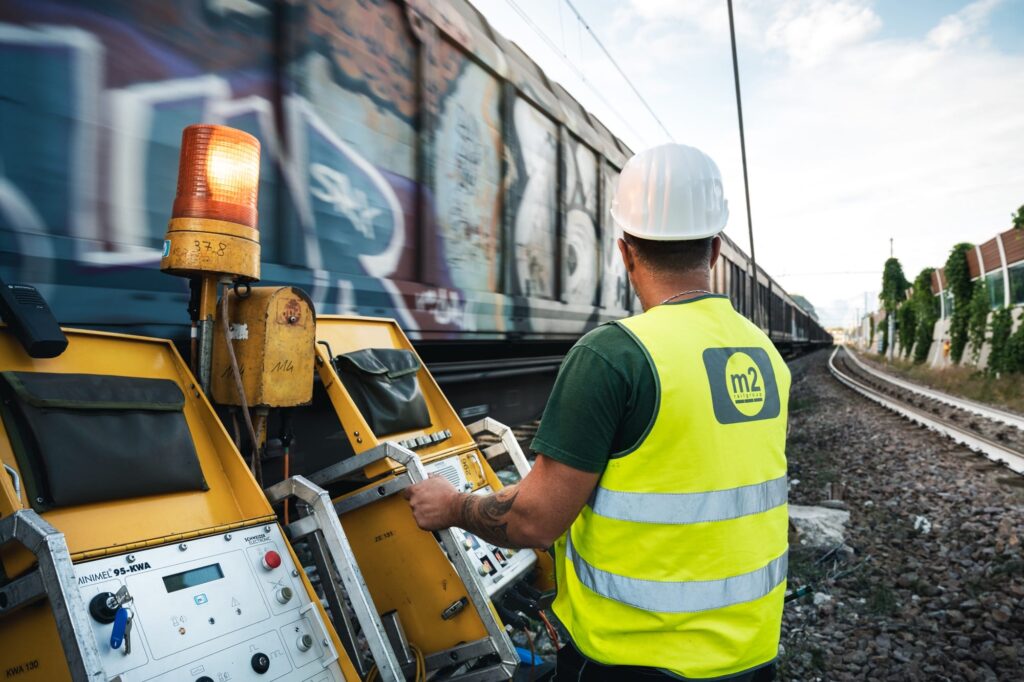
562;0;675;142
503;0;650;146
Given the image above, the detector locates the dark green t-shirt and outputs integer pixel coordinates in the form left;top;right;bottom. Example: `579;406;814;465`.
530;320;657;473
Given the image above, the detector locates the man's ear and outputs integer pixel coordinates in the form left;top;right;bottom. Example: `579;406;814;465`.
618;237;635;272
710;235;722;269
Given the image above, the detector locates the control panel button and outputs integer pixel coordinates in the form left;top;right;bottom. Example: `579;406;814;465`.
261;550;282;570
196;677;214;682
275;586;294;604
296;633;313;652
251;652;271;674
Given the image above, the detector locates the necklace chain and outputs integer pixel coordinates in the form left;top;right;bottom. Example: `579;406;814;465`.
658;289;713;306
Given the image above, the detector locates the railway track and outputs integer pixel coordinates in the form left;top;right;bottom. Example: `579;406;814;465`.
828;346;1024;475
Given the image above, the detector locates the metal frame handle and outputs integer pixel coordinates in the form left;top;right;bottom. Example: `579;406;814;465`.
265;475;405;682
465;418;532;479
301;442;520;681
0;510;107;681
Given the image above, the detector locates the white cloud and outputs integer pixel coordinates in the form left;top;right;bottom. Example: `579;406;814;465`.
927;0;1003;49
765;0;882;67
471;0;1024;326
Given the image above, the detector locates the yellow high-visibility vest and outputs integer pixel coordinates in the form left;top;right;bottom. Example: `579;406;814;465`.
552;296;790;679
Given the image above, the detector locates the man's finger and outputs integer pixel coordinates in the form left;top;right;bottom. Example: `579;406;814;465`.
401;487;413;500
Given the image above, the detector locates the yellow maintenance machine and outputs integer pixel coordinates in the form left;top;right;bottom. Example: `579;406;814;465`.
0;325;358;681
0;123;553;681
0;124;362;681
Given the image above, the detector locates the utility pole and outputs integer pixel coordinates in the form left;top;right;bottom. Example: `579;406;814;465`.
863;291;870;351
887;240;895;361
727;0;757;324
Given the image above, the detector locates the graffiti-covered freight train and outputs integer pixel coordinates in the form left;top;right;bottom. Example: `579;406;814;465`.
0;0;831;424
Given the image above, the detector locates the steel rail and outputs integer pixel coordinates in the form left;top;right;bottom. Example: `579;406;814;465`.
828;347;1024;475
842;347;1024;431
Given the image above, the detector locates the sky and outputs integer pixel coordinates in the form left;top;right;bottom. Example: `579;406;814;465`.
469;0;1024;327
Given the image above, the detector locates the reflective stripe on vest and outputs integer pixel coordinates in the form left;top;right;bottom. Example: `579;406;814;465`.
591;475;787;525
566;534;788;613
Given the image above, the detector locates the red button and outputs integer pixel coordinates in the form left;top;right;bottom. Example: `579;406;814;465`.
261;550;282;570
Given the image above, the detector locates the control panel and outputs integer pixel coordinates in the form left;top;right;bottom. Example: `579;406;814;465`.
73;523;344;682
423;453;536;598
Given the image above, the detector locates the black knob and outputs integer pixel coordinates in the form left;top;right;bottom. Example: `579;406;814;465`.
196;677;214;682
88;592;118;624
251;652;270;674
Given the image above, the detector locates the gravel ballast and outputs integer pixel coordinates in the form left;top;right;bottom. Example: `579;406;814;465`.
780;349;1024;680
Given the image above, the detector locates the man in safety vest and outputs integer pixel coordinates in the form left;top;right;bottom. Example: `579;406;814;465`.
405;143;789;681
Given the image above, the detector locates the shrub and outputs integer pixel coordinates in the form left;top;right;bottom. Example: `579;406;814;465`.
944;243;974;363
988;307;1014;375
1006;319;1024;374
967;279;989;365
913;315;936;364
897;302;917;358
910;268;939;364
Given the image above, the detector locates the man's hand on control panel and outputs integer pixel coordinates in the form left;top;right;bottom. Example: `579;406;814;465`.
404;454;600;550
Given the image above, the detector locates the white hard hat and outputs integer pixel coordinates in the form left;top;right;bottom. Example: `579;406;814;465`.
611;143;729;240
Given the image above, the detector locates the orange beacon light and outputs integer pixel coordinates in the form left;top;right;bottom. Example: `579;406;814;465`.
161;124;262;281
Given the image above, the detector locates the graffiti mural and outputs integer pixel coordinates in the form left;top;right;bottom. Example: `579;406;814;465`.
562;136;599;306
601;163;629;310
509;97;557;299
0;0;632;344
432;41;503;294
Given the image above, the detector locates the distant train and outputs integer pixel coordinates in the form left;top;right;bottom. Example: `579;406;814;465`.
0;0;830;423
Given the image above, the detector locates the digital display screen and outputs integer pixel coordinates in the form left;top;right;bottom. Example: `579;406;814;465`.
162;563;224;593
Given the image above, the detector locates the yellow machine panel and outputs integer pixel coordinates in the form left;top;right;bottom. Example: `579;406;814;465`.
340;495;489;652
0;327;357;682
287;315;556;680
211;286;316;408
313;316;477;475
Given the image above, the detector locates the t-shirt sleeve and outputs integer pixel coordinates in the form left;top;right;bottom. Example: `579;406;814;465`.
530;343;631;473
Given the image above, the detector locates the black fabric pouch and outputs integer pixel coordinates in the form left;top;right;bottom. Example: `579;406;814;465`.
334;348;432;437
0;371;208;511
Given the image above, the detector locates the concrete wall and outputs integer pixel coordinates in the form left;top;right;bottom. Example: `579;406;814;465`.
928;307;1024;370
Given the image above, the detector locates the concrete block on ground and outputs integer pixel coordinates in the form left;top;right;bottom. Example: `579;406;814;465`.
789;504;851;547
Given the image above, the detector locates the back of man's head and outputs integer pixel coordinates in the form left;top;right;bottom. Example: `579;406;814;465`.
623;233;714;274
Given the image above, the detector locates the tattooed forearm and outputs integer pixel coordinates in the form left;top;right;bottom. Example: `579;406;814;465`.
457;485;521;548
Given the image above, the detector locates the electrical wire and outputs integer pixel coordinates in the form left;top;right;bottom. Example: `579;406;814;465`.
502;0;649;147
230;410;242;450
524;626;536;682
220;292;262;484
538;609;560;649
283;445;290;525
562;0;675;142
365;643;426;682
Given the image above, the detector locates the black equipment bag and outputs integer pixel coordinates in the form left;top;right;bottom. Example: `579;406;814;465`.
0;371;208;511
334;348;432;437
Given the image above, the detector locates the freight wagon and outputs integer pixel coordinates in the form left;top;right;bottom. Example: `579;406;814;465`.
0;0;831;424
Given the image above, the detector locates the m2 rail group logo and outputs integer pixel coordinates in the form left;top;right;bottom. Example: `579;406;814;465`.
702;348;781;424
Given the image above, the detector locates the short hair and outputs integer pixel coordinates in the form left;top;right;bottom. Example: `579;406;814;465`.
622;233;714;273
